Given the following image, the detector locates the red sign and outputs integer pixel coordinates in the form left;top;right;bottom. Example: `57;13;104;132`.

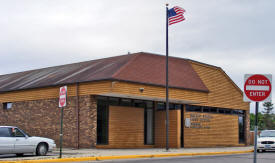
59;86;67;107
244;74;272;102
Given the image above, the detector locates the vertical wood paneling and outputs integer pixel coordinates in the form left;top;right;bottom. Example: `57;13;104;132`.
154;110;181;148
101;106;147;148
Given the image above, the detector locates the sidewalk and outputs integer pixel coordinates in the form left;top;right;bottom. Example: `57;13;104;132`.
0;146;254;162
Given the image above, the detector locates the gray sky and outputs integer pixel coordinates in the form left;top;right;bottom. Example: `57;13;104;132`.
0;0;274;112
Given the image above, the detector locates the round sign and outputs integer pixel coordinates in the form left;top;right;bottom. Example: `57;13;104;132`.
244;74;272;102
59;86;67;107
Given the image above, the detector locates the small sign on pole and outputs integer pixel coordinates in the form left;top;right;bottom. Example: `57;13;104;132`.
59;86;67;107
58;86;67;158
244;74;272;163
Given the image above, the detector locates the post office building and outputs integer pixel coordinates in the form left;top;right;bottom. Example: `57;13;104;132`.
0;52;250;148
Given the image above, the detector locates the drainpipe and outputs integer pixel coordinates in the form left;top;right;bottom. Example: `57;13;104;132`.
76;83;80;149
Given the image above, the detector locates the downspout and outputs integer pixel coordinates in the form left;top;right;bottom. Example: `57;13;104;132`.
76;83;80;149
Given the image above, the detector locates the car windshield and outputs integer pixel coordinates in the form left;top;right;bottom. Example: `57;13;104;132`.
260;131;275;137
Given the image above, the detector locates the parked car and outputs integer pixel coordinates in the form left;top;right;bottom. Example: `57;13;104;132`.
257;130;275;152
0;126;56;156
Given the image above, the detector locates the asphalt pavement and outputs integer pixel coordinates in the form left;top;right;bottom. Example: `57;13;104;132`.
71;153;275;163
0;146;253;162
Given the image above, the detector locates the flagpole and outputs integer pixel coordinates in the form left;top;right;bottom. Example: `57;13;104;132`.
165;3;169;151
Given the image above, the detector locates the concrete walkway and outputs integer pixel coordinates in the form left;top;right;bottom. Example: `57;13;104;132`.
0;146;254;162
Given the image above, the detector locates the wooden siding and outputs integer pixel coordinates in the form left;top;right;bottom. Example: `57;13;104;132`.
98;105;152;148
0;81;111;103
155;110;181;148
111;82;208;103
184;111;239;147
189;61;249;110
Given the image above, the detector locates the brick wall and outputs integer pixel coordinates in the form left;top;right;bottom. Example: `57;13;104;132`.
0;95;96;148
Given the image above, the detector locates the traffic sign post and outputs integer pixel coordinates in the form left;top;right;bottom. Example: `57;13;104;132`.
243;74;272;163
58;86;67;158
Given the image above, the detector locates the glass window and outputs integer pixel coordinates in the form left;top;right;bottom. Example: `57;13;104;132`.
232;110;239;115
145;108;154;145
3;102;12;110
186;105;202;112
210;108;217;113
0;127;12;137
96;96;108;101
97;100;108;144
146;101;153;109
239;115;245;143
14;128;25;137
109;97;119;106
169;104;175;110
157;102;165;110
203;107;210;112
134;100;145;108
120;98;132;106
218;109;225;113
175;104;182;110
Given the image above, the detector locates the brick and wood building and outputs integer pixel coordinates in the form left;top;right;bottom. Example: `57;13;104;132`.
0;52;250;148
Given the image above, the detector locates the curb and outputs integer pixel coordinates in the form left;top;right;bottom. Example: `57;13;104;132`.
0;150;253;163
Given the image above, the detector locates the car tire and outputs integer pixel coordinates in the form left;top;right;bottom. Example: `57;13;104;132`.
16;153;24;157
36;143;48;156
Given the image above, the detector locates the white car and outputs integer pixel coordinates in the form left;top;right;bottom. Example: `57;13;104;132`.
257;130;275;152
0;126;56;156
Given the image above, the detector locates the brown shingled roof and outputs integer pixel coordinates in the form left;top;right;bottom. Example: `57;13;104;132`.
0;52;208;93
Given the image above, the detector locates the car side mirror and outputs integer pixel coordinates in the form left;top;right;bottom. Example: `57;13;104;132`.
25;135;29;139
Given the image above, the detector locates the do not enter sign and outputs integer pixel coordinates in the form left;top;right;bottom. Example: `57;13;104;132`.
244;74;272;102
59;86;67;107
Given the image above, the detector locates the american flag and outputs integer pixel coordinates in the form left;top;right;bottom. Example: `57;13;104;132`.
168;6;185;25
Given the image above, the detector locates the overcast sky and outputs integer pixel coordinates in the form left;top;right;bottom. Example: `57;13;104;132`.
0;0;274;112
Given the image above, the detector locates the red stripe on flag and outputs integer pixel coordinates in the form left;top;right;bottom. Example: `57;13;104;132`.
168;6;185;25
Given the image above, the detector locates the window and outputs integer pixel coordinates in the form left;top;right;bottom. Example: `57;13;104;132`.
157;102;165;110
109;97;119;106
175;104;182;110
186;105;202;112
0;127;12;137
239;114;245;143
3;102;12;110
169;104;175;110
120;98;132;106
224;109;232;114
210;108;217;113
203;107;210;112
14;128;25;137
145;101;154;145
218;109;225;113
134;100;145;108
97;100;108;144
